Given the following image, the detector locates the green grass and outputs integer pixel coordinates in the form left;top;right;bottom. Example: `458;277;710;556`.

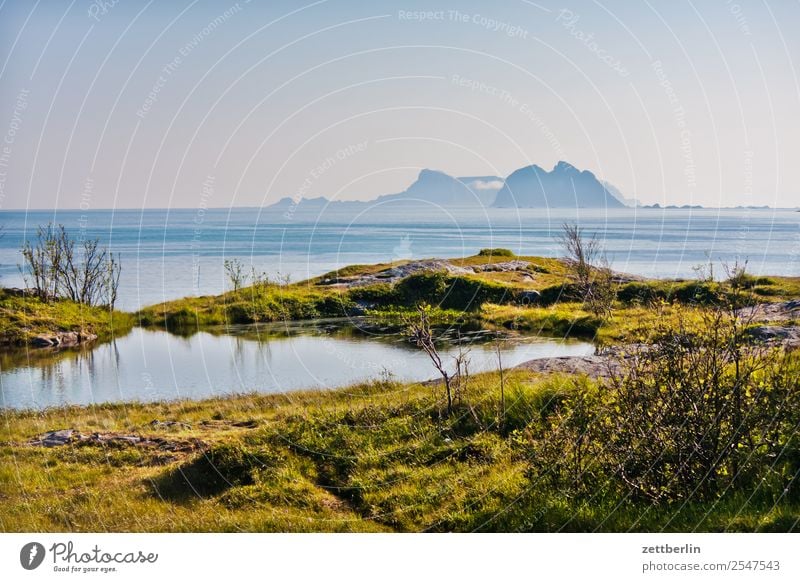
616;276;800;305
481;302;604;337
136;284;356;329
134;252;800;337
2;368;797;532
0;289;134;346
6;255;797;344
133;253;574;331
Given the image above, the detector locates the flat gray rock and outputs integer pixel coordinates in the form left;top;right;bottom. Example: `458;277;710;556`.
746;325;800;348
514;355;620;379
32;429;75;447
317;259;529;288
738;300;800;323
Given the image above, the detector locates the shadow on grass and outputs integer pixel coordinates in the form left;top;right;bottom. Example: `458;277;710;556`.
149;442;266;502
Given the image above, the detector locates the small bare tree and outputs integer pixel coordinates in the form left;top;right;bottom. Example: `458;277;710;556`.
19;224;121;308
557;222;615;319
58;235;121;307
408;304;454;418
495;339;506;433
105;251;122;309
722;259;757;477
224;258;247;291
407;305;482;422
20;224;61;300
692;251;715;283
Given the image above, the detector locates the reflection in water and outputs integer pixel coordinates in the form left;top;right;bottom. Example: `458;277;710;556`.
0;322;595;410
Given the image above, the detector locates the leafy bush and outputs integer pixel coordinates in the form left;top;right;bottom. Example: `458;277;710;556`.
394;272;448;306
616;281;665;304
536;283;582;305
477;248;516;257
347;283;398;305
616;280;723;306
315;295;354;317
393;272;513;311
441;276;511;310
752;285;781;297
526;304;800;503
669;281;721;304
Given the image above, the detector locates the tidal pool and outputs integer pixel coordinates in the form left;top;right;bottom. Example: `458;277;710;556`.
0;321;594;410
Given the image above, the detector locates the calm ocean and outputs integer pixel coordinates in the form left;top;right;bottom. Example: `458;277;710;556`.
1;206;798;310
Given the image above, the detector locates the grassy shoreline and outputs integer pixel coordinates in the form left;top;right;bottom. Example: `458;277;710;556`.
0;289;135;346
5;250;798;347
2;251;799;532
133;251;800;341
2;364;798;532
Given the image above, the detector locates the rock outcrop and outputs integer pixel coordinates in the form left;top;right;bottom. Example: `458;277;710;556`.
746;325;800;349
26;429;204;454
30;331;98;348
737;299;800;323
514;354;619;378
317;259;532;288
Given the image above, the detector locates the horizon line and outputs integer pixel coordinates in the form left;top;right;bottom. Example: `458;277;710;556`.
1;205;797;212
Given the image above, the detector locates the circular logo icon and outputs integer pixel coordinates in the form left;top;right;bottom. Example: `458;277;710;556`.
20;542;46;570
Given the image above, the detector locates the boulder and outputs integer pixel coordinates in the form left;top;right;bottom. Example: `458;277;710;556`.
30;335;56;347
31;429;76;447
746;325;800;348
737;299;800;323
29;330;98;348
517;289;541;305
472;260;531;272
515;355;620;379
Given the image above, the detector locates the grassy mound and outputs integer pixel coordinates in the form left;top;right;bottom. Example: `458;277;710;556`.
0;289;134;346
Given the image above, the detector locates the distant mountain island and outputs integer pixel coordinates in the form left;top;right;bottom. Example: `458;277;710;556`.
376;169;503;207
269;161;638;211
493;161;624;208
271;168;506;213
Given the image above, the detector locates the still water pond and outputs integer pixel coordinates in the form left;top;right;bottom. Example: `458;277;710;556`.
0;321;593;410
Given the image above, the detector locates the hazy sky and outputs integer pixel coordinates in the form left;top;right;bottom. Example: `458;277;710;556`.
0;0;798;209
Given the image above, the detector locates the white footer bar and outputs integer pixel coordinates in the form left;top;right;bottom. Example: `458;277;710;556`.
1;533;796;581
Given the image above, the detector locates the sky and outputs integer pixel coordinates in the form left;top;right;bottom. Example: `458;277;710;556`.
0;0;798;209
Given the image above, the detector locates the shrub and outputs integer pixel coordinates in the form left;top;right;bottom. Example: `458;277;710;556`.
393;272;513;311
394;271;448;306
668;281;720;304
164;307;198;331
477;248;515;257
347;283;397;305
725;266;774;290
315;295;353;317
536;283;582;305
224;258;248;291
616;281;665;304
526;303;800;503
557;223;615;319
441;276;511;311
752;285;781;297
